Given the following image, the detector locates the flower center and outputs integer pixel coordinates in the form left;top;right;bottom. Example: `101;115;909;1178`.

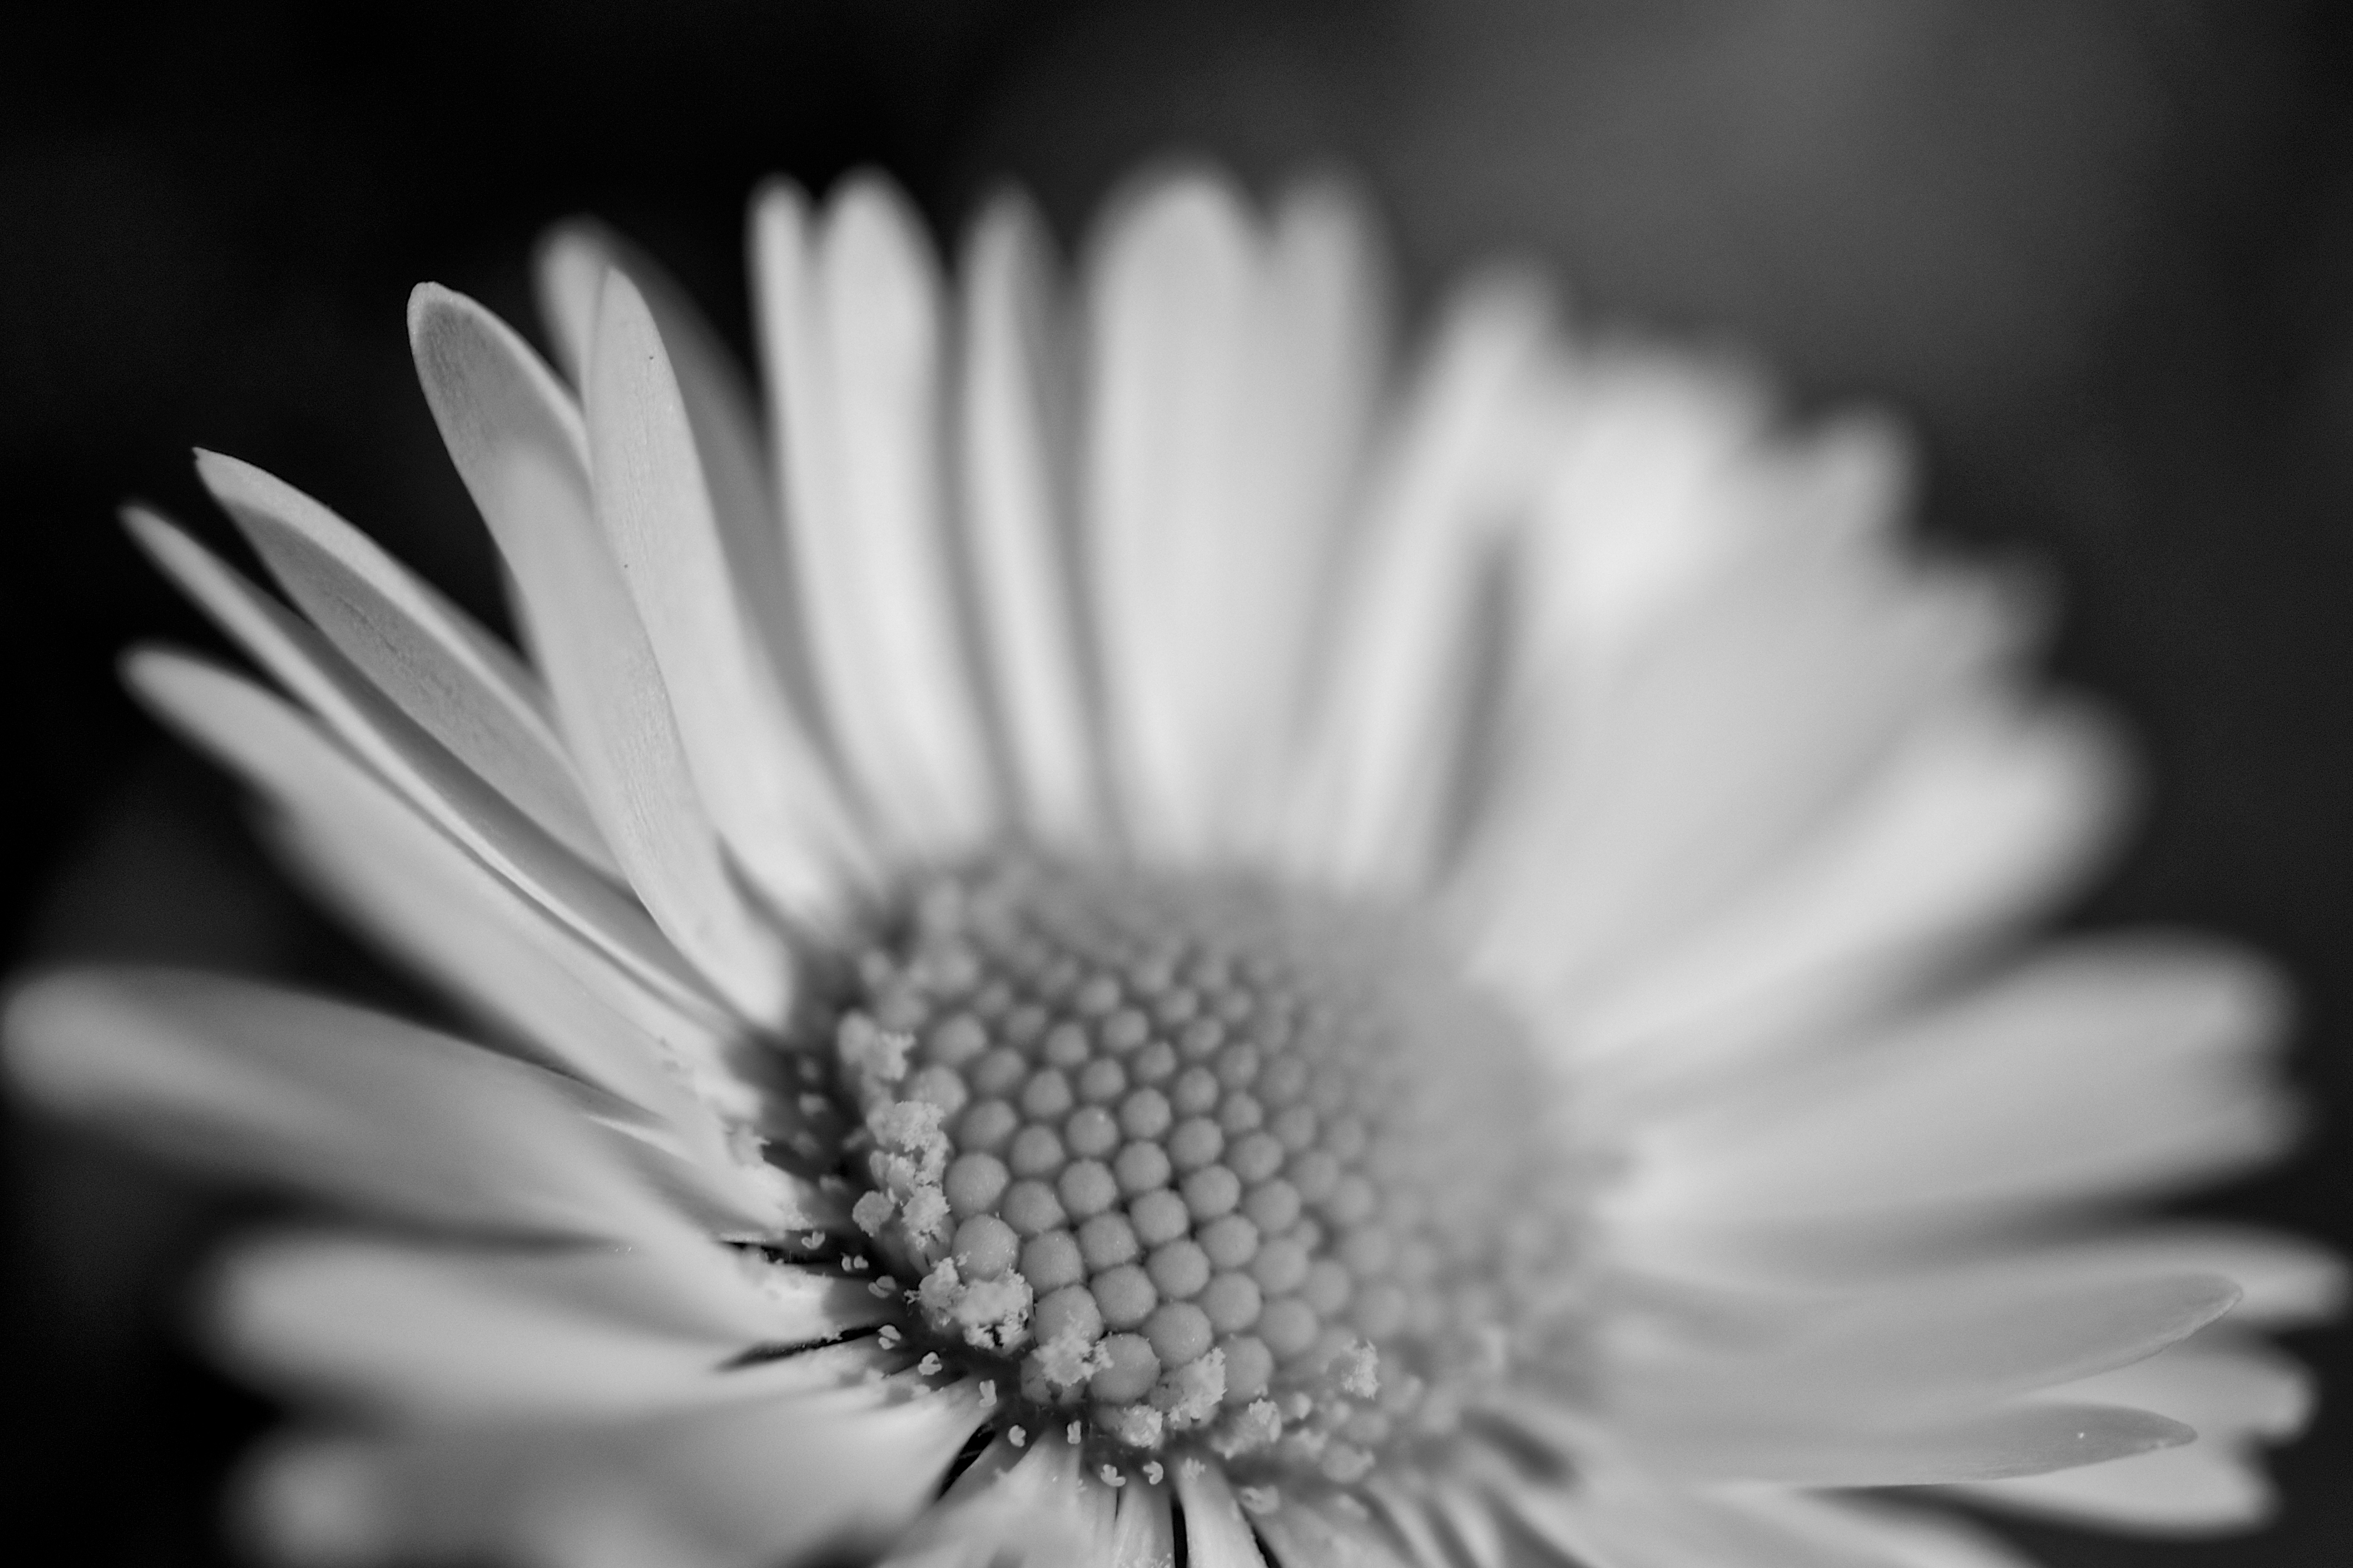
810;854;1592;1487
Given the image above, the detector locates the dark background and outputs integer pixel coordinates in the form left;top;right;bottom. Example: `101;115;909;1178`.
4;1;2350;1563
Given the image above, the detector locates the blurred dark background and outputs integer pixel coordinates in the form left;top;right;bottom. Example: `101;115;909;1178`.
4;1;2350;1562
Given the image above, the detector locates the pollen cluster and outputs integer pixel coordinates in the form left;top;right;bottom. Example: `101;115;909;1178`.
815;855;1593;1483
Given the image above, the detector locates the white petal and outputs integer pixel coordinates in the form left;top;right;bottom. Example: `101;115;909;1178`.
752;176;996;855
1110;1473;1176;1568
1080;172;1385;865
1569;693;2130;1099
269;810;831;1241
1977;1227;2346;1328
881;1433;1116;1568
584;266;870;917
1254;1496;1414;1568
1596;1400;2192;1485
1958;1437;2273;1536
125;647;713;1016
245;1381;986;1568
634;1381;991;1565
1280;274;1558;892
124;515;657;970
261;803;713;1120
214;1232;880;1420
1079;168;1264;858
409;284;791;1023
957;191;1104;845
1607;1270;2240;1428
6;967;672;1240
1509;1481;2035;1568
185;453;618;874
537;222;799;701
1459;544;2035;1004
1172;1455;1269;1568
1609;937;2294;1235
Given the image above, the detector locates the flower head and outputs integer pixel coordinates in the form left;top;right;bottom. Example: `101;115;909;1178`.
9;165;2338;1567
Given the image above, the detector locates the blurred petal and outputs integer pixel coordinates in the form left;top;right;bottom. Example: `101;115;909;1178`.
1608;1269;2240;1425
214;1231;881;1420
1512;1481;2034;1568
1281;274;1557;892
1569;693;2130;1100
8;967;673;1240
879;1433;1115;1568
246;1381;986;1568
752;176;996;856
1609;937;2294;1235
957;191;1103;844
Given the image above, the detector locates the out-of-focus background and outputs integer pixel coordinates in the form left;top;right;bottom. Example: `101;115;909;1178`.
3;1;2349;1562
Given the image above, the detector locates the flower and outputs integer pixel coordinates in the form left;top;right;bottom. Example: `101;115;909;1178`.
7;163;2338;1568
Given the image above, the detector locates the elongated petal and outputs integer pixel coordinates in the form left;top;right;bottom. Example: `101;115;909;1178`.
214;1232;877;1418
408;284;790;1023
261;804;714;1120
1281;274;1558;892
958;191;1102;843
1082;169;1270;857
246;1381;986;1568
125;647;714;1014
1610;1271;2240;1426
7;967;671;1240
1462;547;2035;1004
538;224;795;682
1254;1496;1413;1568
124;518;658;974
879;1433;1115;1568
1110;1475;1176;1568
187;452;618;874
1570;693;2129;1098
636;1382;992;1565
1511;1482;2034;1568
1954;1336;2312;1533
1173;1454;1271;1568
1611;937;2294;1233
1614;1401;2193;1485
266;810;824;1240
585;267;867;917
752;177;996;855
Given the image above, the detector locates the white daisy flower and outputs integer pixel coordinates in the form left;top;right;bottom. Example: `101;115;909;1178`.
8;165;2338;1568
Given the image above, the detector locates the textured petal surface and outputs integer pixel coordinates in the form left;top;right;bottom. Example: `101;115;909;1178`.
189;452;618;874
584;267;866;916
410;284;790;1023
123;648;716;1017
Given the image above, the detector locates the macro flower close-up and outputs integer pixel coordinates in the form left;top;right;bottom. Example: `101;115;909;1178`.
4;156;2339;1568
